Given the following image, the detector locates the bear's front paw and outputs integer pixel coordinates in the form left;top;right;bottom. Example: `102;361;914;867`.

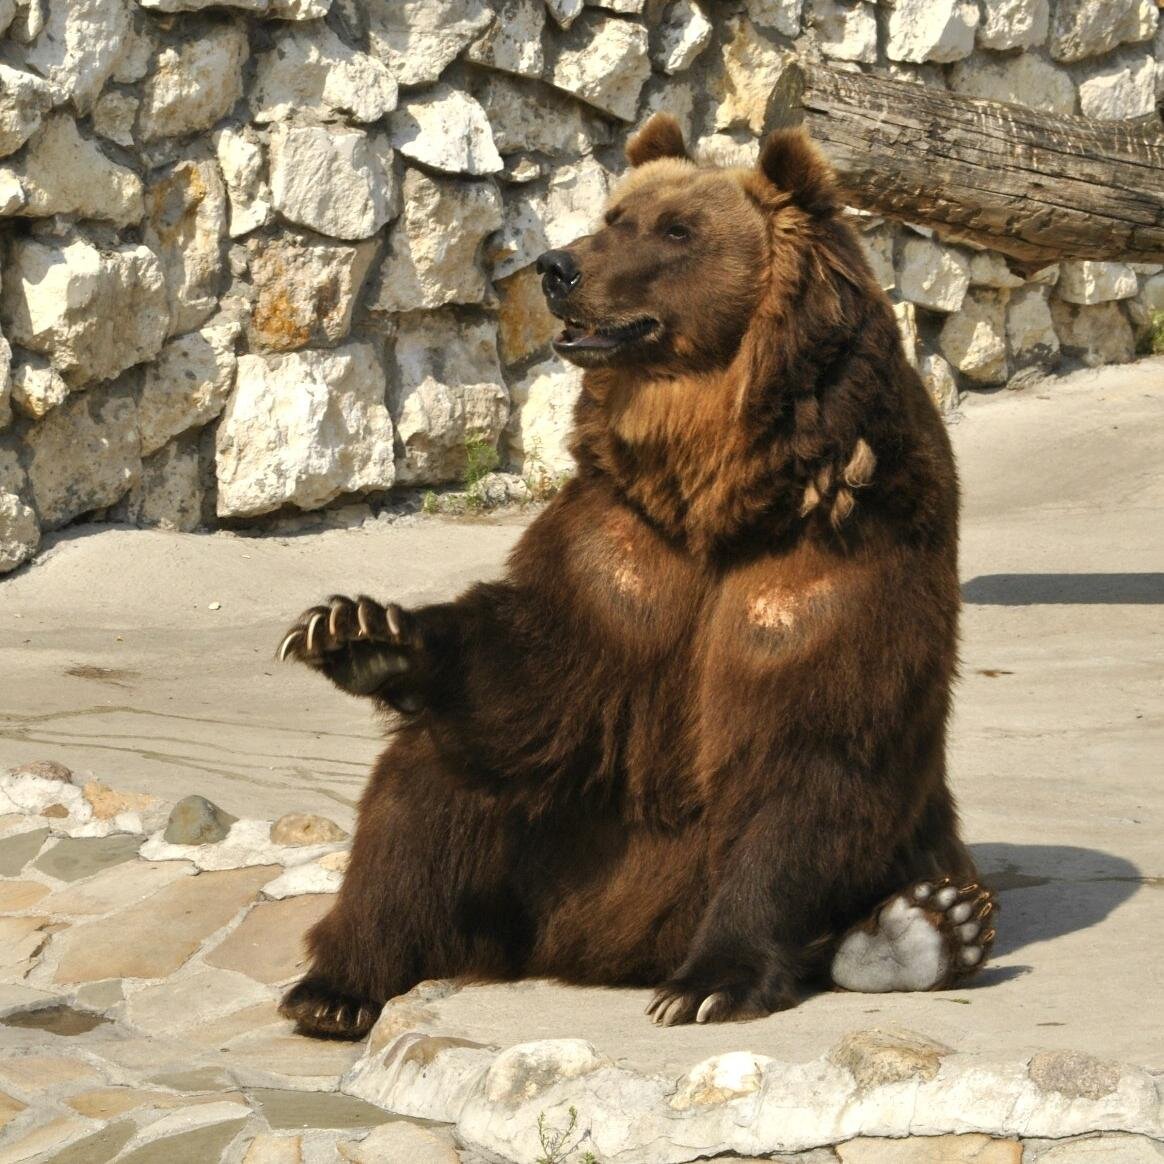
647;966;796;1027
279;976;380;1041
277;595;422;709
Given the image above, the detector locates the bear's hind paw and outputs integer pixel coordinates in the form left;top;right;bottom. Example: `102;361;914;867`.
279;977;380;1041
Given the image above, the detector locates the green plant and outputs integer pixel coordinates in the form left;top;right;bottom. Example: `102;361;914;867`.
463;437;501;511
535;1105;593;1164
421;490;440;515
1136;309;1164;356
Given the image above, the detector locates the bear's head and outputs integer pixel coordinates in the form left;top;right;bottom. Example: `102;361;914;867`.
537;113;850;375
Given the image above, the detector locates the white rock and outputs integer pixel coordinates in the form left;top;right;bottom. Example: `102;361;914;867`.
467;72;610;158
1050;300;1136;366
139;322;239;457
267;0;331;15
391;85;503;177
270;124;397;240
10;354;68;419
1058;261;1138;304
216;343;395;517
893;301;920;369
252;22;398;125
0;172;24;214
0;66;54;158
811;0;877;63
886;0;979;62
368;0;492;87
671;1051;771;1110
466;0;545;79
969;252;1025;289
920;352;959;413
215;126;271;237
0;771;91;820
1050;0;1158;63
745;0;801;36
491;154;611;280
0;0;13;34
24;0;132;113
26;384;141;527
0;113;143;227
262;859;344;899
1078;53;1156;119
121;435;205;532
483;1040;609;1105
951;53;1076;113
940;288;1009;384
549;11;651;121
140;0;265;10
977;0;1049;49
715;17;795;134
1140;273;1164;313
898;237;971;313
859;227;895;292
653;0;713;75
391;313;509;486
505;357;581;481
141;817;345;870
248;234;378;350
375;170;502;313
139;22;249;141
545;0;584;28
3;237;168;387
0;490;38;574
1007;285;1060;371
92;90;138;148
144;159;228;337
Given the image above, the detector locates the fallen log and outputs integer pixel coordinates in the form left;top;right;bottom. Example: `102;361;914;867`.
766;61;1164;268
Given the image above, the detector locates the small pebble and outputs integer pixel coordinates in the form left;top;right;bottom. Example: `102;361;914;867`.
208;602;222;611
270;812;349;847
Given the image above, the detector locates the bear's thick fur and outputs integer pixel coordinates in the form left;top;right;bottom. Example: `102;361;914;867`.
277;118;995;1040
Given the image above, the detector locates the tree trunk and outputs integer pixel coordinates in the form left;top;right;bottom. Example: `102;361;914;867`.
766;62;1164;269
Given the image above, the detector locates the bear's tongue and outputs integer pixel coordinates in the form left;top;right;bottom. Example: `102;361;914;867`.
559;323;622;350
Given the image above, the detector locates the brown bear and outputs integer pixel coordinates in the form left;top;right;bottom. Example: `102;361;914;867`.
276;116;996;1040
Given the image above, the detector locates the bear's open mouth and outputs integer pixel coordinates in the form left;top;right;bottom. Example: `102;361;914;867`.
554;317;659;353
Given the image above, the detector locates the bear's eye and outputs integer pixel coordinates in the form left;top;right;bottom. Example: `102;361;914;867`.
664;223;690;241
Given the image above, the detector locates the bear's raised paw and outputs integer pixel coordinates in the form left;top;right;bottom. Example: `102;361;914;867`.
830;880;997;993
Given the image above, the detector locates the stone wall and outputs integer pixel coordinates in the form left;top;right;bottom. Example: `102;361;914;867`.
1;0;1162;573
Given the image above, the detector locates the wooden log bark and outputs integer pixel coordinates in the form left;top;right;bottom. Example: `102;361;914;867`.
766;62;1164;268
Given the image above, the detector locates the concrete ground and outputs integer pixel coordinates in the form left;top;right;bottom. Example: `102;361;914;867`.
0;357;1161;1158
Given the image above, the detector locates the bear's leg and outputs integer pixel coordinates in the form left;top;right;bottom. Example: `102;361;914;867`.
829;879;996;993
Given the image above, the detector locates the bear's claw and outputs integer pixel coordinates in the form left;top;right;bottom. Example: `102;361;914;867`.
279;976;379;1041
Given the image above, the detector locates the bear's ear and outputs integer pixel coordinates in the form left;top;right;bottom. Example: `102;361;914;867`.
626;113;689;168
757;128;838;215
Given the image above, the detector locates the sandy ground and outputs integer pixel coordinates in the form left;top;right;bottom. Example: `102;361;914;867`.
1;356;1161;1072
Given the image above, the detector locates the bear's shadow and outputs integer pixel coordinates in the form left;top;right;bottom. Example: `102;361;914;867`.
967;842;1143;968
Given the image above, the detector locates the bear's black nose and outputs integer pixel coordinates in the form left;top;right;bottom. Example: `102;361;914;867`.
536;249;581;298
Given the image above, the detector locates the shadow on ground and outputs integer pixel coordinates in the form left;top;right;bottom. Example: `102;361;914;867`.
962;573;1164;604
970;842;1143;958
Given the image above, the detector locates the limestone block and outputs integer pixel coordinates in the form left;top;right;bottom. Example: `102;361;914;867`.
496;265;559;365
215;126;271;237
139;22;249;141
859;226;895;292
1078;53;1156;119
270;124;397;240
653;0;712;74
1058;261;1138;304
977;0;1049;49
837;1135;1021;1163
375;170;502;312
10;355;68;420
950;54;1076;113
548;11;651;121
466;72;611;158
0;66;54;158
140;0;265;10
92;91;137;148
25;385;141;528
491;154;611;279
466;0;545;79
368;0;492;87
390;313;509;486
920;352;960;413
390;85;503;177
216;343;395;517
504;356;581;480
745;0;801;36
886;0;979;62
138;321;238;457
252;22;397;125
144;158;228;337
1050;300;1136;366
121;434;205;532
898;237;972;313
1050;0;1158;63
969;252;1025;289
2;237;168;387
1140;273;1164;313
715;18;794;133
940;288;1009;384
545;0;584;28
24;0;132;113
1007;285;1060;372
811;0;877;63
249;235;377;352
0;491;38;574
893;301;920;368
0;114;143;226
0;171;24;214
